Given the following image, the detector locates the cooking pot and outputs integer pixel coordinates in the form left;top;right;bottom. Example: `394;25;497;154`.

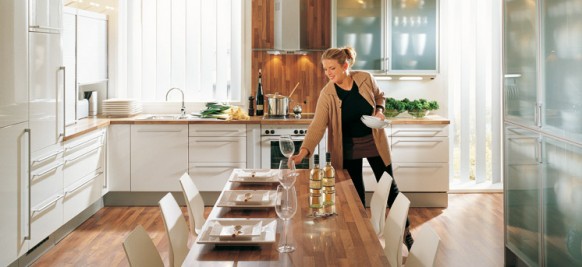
266;93;290;116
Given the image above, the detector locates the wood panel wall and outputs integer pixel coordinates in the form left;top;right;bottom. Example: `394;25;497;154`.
251;0;331;114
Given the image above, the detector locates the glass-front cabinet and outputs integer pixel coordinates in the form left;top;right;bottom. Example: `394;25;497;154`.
333;0;438;75
504;0;582;265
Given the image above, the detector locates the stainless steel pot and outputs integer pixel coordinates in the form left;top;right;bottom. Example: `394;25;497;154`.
266;93;290;116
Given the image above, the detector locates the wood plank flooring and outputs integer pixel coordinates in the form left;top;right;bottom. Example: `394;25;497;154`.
32;193;503;267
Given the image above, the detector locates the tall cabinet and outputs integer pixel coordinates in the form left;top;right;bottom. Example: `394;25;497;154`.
504;0;582;266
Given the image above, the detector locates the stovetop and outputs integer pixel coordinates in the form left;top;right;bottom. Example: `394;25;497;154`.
261;113;315;120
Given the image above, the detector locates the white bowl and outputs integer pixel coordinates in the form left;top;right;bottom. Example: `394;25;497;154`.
361;115;390;129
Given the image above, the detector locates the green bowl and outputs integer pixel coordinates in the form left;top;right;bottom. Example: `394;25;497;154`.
408;110;429;118
384;109;401;118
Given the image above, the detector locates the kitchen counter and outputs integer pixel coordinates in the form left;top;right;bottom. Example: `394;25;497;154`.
65;113;450;140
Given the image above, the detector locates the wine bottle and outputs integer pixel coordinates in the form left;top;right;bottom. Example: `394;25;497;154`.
309;156;323;212
322;153;336;215
255;69;264;116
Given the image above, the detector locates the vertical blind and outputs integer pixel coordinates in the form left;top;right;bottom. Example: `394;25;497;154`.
448;0;502;185
122;0;242;102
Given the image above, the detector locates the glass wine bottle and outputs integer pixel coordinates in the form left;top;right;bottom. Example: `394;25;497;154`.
322;153;336;215
255;69;264;116
309;156;323;214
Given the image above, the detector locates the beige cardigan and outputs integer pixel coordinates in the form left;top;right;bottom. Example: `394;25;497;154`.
301;71;391;170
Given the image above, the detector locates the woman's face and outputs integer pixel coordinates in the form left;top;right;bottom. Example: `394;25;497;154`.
322;59;348;84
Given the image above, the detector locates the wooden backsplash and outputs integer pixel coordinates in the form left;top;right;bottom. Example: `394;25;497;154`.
251;0;331;114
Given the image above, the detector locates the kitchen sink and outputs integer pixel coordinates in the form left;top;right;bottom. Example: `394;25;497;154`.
136;114;198;120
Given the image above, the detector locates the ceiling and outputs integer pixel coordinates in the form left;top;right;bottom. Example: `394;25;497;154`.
64;0;117;14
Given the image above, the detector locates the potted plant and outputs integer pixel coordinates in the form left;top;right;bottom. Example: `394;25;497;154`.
405;98;439;118
384;97;407;117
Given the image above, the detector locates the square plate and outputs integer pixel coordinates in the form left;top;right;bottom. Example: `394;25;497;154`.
196;218;277;245
230;169;279;183
217;190;276;208
209;220;262;240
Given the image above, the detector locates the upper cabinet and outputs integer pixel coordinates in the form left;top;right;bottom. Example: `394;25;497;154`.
333;0;439;75
76;10;108;85
29;0;62;33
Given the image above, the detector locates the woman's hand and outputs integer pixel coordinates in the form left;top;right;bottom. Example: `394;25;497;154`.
374;109;386;120
290;148;309;165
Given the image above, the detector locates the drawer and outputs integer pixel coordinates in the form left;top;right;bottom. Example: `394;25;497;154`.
31;161;63;208
63;144;104;188
391;136;448;163
189;162;245;191
30;193;63;247
390;125;449;137
189;124;246;137
63;171;104;222
393;163;449;192
63;129;105;156
189;136;246;163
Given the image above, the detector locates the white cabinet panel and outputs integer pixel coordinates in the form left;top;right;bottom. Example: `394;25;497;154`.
30;194;63;247
62;8;76;125
189;136;246;163
188;163;246;191
29;0;62;33
189;124;246;137
393;163;449;192
390;124;449;137
63;171;103;222
107;125;130;191
131;125;188;192
63;129;104;188
391;136;448;163
76;10;107;84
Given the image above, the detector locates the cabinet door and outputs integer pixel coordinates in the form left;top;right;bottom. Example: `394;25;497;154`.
29;32;64;152
0;123;29;265
29;0;62;32
62;9;76;125
504;125;541;266
77;12;107;84
542;137;582;266
108;125;130;191
131;125;188;192
542;0;582;143
503;0;538;127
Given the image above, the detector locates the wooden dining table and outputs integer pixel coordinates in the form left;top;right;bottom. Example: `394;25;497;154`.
181;169;389;266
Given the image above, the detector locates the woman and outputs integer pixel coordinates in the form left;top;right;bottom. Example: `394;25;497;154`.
290;47;414;249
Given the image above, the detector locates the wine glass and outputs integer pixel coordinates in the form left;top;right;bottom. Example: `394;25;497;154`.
278;159;297;189
275;185;298;253
279;135;295;158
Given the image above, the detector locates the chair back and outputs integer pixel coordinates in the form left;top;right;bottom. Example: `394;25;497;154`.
159;193;189;267
405;226;440;267
370;172;393;236
383;193;411;267
179;172;206;235
122;225;164;267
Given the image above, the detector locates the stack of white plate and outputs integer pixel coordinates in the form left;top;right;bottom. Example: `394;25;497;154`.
102;99;142;117
361;115;390;129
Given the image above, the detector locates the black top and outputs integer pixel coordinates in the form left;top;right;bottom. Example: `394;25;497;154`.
335;82;373;143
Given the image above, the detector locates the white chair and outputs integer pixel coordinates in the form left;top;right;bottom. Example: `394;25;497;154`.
405;226;440;267
122;225;164;267
383;193;411;267
159;193;190;267
370;172;393;236
179;172;206;236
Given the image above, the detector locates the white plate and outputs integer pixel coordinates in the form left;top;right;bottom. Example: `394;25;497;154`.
230;169;280;183
209;220;263;240
197;218;277;245
217;190;276;208
361;115;390;129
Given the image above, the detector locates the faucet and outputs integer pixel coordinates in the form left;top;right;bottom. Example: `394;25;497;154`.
165;87;186;117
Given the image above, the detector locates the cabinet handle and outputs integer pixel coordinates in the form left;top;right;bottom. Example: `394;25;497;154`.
29;25;61;33
65;172;103;195
535;137;542;163
393;140;443;144
392;129;442;134
192;165;238;168
25;129;32;241
32;195;64;215
65;134;104;151
394;165;442;169
193;140;238;143
33;149;64;164
536;103;542;127
60;66;66;138
136;130;183;133
32;162;64;180
65;145;102;163
194;130;241;133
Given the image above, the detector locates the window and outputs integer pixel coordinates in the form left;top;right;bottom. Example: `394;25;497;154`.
122;0;243;102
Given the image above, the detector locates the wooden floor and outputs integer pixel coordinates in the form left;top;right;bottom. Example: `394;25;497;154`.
32;193;503;267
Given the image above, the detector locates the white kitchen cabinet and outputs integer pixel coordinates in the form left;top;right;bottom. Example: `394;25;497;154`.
62;128;105;222
131;125;188;192
390;124;449;207
62;8;76;125
188;124;247;192
76;10;107;84
29;0;62;33
0;122;29;265
107;124;131;191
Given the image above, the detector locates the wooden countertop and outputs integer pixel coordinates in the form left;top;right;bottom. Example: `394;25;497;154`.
181;169;389;266
65;114;450;140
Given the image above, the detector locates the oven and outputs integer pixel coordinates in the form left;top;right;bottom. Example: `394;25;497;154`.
260;124;326;169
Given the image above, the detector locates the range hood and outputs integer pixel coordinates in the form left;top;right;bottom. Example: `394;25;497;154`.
272;0;309;55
